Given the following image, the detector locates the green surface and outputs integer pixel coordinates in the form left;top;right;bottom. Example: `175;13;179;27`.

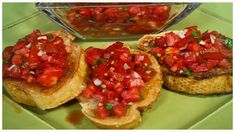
2;3;233;129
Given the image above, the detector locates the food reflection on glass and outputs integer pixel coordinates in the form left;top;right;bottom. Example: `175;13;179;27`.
64;4;171;38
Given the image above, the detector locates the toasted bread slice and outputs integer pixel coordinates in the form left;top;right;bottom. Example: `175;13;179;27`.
79;46;163;129
3;31;88;110
137;32;232;94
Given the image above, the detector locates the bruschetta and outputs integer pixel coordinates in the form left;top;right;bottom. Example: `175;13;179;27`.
78;42;162;129
137;26;232;94
3;30;88;110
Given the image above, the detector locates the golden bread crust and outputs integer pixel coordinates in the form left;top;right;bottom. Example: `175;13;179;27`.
79;46;163;129
3;31;88;110
137;32;233;94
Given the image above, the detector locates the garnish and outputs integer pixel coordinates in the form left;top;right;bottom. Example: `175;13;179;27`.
182;70;194;77
191;30;201;40
47;35;53;40
105;103;115;110
93;58;107;66
222;38;232;50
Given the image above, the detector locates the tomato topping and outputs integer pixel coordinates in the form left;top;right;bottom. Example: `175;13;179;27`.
2;30;69;87
148;26;232;76
65;4;171;38
83;42;156;118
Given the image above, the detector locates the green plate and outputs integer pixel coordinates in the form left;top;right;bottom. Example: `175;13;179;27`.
2;3;233;129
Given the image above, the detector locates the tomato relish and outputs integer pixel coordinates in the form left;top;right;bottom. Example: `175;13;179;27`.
65;4;171;38
149;26;232;76
83;42;156;118
3;30;71;87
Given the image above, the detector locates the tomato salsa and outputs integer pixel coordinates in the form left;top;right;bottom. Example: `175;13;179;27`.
3;30;71;87
64;4;171;38
149;26;232;76
83;42;156;118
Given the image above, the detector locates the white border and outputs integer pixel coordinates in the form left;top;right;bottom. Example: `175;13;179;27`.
1;0;234;131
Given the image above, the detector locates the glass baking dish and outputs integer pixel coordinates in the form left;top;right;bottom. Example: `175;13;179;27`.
36;3;200;40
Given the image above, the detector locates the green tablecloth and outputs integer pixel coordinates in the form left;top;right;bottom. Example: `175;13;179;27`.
2;3;233;129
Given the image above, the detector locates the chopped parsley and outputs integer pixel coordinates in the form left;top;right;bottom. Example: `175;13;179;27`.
182;70;194;77
105;103;115;110
75;14;80;17
191;30;201;40
47;35;53;40
93;58;107;66
203;30;209;34
222;38;232;50
3;60;8;65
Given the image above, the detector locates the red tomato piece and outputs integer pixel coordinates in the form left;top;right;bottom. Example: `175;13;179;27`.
113;104;126;117
97;105;108;119
12;54;23;65
121;87;141;103
85;47;103;65
218;59;231;68
82;83;97;99
165;32;180;47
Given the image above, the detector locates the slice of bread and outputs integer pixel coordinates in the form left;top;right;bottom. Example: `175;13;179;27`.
3;31;88;110
79;46;163;129
137;31;232;94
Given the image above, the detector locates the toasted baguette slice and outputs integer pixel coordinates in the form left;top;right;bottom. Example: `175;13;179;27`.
137;32;232;94
3;31;88;110
79;46;163;129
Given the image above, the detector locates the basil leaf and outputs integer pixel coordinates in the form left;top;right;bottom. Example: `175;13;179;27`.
203;30;209;34
182;70;194;77
47;35;53;40
93;58;107;66
3;60;8;65
105;103;115;110
191;30;201;40
75;14;80;17
222;38;232;50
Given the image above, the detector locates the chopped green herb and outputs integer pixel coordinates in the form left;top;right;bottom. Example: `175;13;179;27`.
182;70;194;77
222;38;232;50
3;60;8;65
105;103;115;110
75;14;80;17
93;58;107;66
47;35;53;40
19;36;27;41
191;30;201;40
203;30;209;34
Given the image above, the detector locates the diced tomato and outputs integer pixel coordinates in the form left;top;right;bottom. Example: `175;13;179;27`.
12;54;23;65
7;65;21;78
202;52;224;60
150;47;165;56
82;83;97;99
122;87;141;103
165;32;180;47
113;104;126;117
114;83;124;94
37;67;63;87
163;54;176;67
155;36;166;48
85;47;103;65
190;64;208;72
186;41;204;52
14;40;28;50
14;48;30;58
206;59;219;69
128;7;141;15
43;43;58;54
3;46;14;60
97;105;108;119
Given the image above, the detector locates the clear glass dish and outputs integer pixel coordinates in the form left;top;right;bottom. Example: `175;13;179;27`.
36;3;200;40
